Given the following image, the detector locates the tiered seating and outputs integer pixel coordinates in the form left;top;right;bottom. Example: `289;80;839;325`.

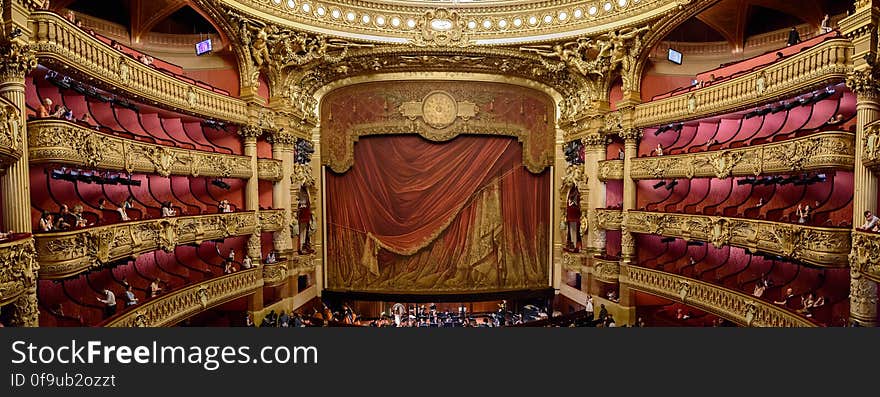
37;236;253;327
640;85;855;157
26;69;242;155
635;235;849;326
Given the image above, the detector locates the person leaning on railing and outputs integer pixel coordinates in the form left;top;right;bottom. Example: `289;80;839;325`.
859;210;880;232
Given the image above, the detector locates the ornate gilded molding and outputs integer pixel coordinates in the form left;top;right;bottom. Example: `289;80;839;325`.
0;99;24;171
626;211;851;267
258;209;285;232
851;231;880;284
105;268;263;327
257;158;284;181
29;11;249;124
27;120;284;181
596;209;623;230
620;265;816;327
35;212;258;279
626;132;855;180
288;254;316;276
0;40;38;80
597;159;623;181
216;0;679;46
262;261;288;287
633;37;852;128
0;237;38;307
561;252;587;273
861;123;880;172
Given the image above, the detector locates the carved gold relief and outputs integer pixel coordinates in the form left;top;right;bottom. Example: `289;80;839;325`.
625;211;851;267
35;212;258;279
620;265;815;327
28;120;266;180
627;132;854;180
105;269;263;327
0;238;38;307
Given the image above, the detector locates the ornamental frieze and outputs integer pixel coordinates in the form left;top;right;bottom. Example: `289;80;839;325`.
850;231;880;283
262;262;288;287
105;268;263;327
0;100;24;170
625;211;851;267
0;237;38;306
595;209;623;230
35;212;258;279
634;37;852;128
597;160;624;181
626;132;854;180
257;159;284;182
27;120;279;180
620;265;815;327
258;209;285;232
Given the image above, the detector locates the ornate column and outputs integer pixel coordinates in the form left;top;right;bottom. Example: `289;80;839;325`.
582;133;608;255
240;126;263;261
0;33;39;326
619;128;642;264
268;130;296;255
841;0;880;326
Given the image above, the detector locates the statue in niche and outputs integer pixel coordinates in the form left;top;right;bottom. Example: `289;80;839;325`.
564;187;582;253
293;185;314;255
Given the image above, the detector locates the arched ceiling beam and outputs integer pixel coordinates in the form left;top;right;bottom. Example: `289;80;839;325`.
130;0;186;43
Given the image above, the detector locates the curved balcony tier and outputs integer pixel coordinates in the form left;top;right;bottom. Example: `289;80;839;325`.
562;253;619;284
0;236;37;307
104;268;263;327
29;11;249;124
625;211;851;267
620;264;815;327
598;131;854;181
631;37;851;129
35;211;258;279
28;119;282;181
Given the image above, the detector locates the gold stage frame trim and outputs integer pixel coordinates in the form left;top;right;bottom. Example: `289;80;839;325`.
620;264;817;327
597;131;856;181
625;211;852;267
105;268;263;327
35;211;262;279
28;119;283;181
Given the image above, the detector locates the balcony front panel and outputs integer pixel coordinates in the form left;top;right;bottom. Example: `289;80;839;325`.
36;212;258;279
105;268;263;327
621;265;816;327
850;231;880;284
626;211;850;267
626;132;854;181
0;236;37;306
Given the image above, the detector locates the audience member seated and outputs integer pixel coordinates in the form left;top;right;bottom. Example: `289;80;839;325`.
149;279;164;298
264;251;277;264
117;197;135;221
37;98;51;118
123;285;138;307
859;210;880;232
160;201;177;217
223;261;237;274
773;287;795;306
241;255;253;269
0;230;15;240
72;205;89;228
39;211;55;232
217;200;233;213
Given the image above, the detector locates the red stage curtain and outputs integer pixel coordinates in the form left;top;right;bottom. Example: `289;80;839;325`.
326;135;549;293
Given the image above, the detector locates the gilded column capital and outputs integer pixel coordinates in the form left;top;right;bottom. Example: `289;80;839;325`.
267;128;298;148
582;133;609;150
0;41;37;81
847;70;880;101
619;128;643;143
239;125;263;141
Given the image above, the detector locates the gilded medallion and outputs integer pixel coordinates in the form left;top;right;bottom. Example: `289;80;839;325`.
421;91;458;129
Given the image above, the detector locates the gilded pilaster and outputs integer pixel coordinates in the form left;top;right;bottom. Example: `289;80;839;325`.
619;128;642;263
268;130;296;255
842;0;880;326
583;133;608;255
240;126;263;260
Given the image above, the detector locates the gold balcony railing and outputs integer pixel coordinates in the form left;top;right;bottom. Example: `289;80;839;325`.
258;209;285;232
0;236;37;306
596;209;623;230
850;230;880;284
27;119;284;180
619;132;854;180
632;37;851;128
29;11;249;124
105;268;263;327
562;253;620;283
35;211;258;279
598;160;624;181
258;159;283;182
625;211;851;267
620;264;816;327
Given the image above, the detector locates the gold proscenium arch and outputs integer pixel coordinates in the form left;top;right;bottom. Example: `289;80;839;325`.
313;72;564;175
